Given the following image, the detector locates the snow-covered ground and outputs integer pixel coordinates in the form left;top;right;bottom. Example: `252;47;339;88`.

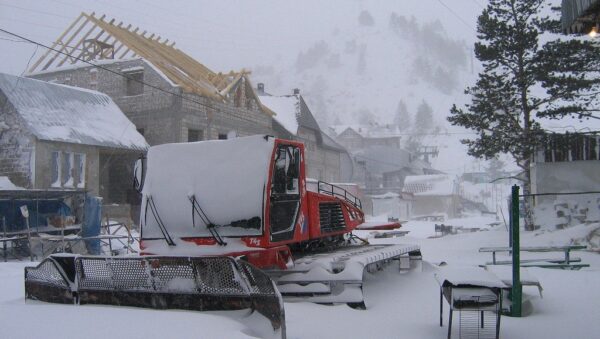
1;216;599;339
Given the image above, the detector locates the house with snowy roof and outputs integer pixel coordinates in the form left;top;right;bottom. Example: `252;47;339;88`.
0;72;147;203
26;12;274;146
402;174;460;219
530;130;600;227
330;124;403;150
258;85;351;182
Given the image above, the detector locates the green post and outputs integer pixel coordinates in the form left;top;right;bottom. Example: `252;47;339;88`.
510;185;522;317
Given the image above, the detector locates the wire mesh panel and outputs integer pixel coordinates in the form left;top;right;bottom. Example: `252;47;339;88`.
190;258;247;295
24;257;74;304
448;290;501;339
149;257;196;292
25;259;69;288
458;309;498;339
76;258;114;290
238;260;278;295
109;257;154;290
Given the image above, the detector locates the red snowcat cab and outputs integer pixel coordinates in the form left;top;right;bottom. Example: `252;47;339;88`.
137;135;365;269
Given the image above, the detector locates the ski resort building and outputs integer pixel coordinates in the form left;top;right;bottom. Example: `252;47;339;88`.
26;12;274;147
0;72;147;201
258;86;351;182
531;132;600;228
328;124;441;196
331;124;402;150
562;0;600;34
402;174;461;219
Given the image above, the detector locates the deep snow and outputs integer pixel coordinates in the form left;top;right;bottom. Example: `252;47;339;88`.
1;216;599;339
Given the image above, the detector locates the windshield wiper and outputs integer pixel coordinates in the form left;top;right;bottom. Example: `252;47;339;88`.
189;195;227;246
145;196;176;246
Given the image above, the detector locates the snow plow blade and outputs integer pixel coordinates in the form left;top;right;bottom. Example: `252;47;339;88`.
25;255;285;336
269;244;421;307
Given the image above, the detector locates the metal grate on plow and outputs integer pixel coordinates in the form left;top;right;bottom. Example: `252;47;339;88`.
25;254;285;337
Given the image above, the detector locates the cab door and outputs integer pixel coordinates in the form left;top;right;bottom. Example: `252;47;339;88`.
269;144;301;242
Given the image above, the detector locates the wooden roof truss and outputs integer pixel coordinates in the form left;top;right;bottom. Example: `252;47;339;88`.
28;12;265;105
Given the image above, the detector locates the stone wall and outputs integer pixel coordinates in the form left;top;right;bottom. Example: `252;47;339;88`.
0;93;35;188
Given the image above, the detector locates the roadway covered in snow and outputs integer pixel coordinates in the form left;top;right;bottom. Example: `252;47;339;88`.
1;216;599;339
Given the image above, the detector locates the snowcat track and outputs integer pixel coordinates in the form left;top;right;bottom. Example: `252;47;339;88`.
266;244;421;306
24;254;285;336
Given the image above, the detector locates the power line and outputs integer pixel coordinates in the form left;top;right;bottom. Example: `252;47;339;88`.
0;3;74;20
435;0;476;32
0;3;278;53
0;17;66;30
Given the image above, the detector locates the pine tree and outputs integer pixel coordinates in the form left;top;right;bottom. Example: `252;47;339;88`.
448;0;600;230
486;157;506;181
394;100;411;130
415;100;434;131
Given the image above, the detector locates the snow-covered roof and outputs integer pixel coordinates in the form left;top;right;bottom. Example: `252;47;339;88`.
0;73;148;151
259;95;300;135
0;176;24;190
331;124;403;138
537;114;600;134
403;174;456;196
320;131;346;152
434;268;507;288
371;192;400;199
29;58;180;90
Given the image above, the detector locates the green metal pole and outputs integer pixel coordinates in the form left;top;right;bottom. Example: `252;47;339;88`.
511;185;522;317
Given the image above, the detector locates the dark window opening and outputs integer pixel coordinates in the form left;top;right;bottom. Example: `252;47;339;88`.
126;71;144;96
188;129;203;142
544;134;599;162
218;133;228;140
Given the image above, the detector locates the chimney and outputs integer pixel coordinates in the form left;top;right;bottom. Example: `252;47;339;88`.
293;88;300;95
257;83;265;95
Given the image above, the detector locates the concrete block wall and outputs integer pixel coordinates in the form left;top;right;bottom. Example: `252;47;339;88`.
31;59;274;146
0;95;35;188
296;127;342;182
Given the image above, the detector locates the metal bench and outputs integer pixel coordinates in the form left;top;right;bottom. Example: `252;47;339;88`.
479;245;588;269
485;257;582;266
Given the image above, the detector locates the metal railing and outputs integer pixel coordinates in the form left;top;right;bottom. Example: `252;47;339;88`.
317;181;362;209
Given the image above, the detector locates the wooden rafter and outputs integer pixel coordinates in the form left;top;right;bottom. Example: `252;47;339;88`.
56;16;111;67
28;13;85;73
41;14;93;71
28;12;267;105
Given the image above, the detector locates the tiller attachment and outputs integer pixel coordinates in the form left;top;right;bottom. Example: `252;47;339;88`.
25;255;285;337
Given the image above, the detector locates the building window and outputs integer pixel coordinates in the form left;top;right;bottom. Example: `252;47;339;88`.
89;69;98;90
51;151;85;188
90;69;97;82
218;133;228;140
188;129;203;142
74;153;86;188
126;71;144;96
51;151;61;187
62;152;74;187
